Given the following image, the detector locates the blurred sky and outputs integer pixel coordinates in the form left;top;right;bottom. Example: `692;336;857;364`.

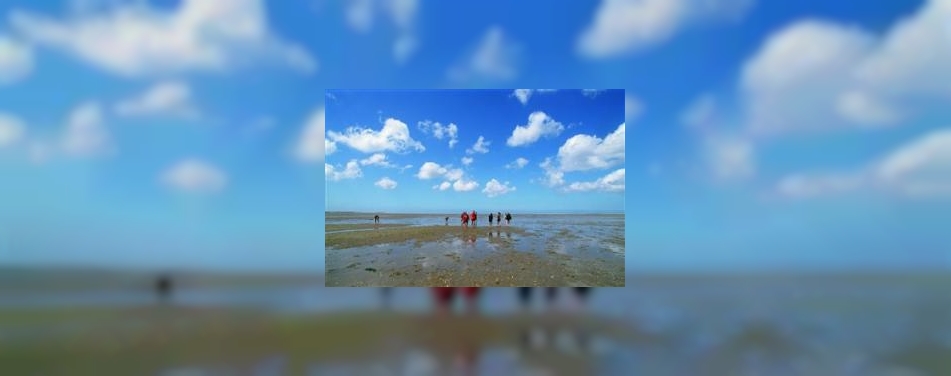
0;0;949;272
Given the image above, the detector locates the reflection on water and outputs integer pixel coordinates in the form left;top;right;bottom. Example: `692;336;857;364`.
5;276;951;375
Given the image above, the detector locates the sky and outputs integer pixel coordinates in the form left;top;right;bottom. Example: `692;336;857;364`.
0;0;949;273
324;89;625;213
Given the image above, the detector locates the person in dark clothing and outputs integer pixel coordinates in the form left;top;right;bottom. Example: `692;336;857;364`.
488;212;494;226
374;215;380;224
445;216;449;225
505;212;512;225
155;274;172;303
497;212;502;227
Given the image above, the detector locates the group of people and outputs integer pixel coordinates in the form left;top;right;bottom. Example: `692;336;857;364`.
380;286;592;314
458;211;513;228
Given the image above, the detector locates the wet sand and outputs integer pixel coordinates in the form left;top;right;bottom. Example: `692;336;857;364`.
0;307;647;375
325;224;624;287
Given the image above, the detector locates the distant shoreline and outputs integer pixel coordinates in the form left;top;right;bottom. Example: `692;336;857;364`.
326;211;625;215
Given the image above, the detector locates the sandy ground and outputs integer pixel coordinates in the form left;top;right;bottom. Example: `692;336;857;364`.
0;306;647;375
325;225;624;287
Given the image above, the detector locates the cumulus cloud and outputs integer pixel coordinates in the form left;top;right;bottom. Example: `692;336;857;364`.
452;178;479;192
773;129;951;198
327;118;425;154
461;156;473;166
448;26;520;83
705;136;755;181
483;179;515;197
511;89;558;105
741;0;951;135
293;108;326;163
466;136;490;154
360;152;396;168
160;158;227;194
417;120;459;148
577;0;754;59
625;94;644;122
417;161;448;180
505;157;529;169
506;112;565;147
374;176;398;190
565;168;626;192
539;157;565;187
9;0;317;77
0;34;33;84
60;101;113;157
433;181;451;191
557;123;625;172
114;80;199;118
0;113;26;148
325;160;363;181
344;0;420;64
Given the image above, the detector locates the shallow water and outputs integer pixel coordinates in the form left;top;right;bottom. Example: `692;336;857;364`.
325;214;625;287
4;275;951;375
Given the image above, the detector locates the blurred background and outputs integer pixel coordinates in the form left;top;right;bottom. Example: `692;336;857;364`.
1;0;951;374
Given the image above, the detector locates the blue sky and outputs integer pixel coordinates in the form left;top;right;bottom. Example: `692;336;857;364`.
324;89;625;213
0;0;949;272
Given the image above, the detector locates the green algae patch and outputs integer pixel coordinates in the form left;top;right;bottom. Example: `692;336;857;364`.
325;225;527;249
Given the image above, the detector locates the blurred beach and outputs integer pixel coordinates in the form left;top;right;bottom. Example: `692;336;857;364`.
3;269;951;375
325;212;625;287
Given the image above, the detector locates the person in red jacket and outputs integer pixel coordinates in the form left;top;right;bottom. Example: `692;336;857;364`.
461;211;469;228
470;210;477;226
460;287;481;315
433;287;456;316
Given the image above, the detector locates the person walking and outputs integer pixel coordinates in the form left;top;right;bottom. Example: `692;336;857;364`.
471;210;477;226
461;211;469;228
488;212;494;226
505;212;512;226
374;214;380;224
497;212;502;227
445;216;449;225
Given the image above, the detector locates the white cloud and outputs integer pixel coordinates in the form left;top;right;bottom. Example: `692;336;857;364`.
540;157;565;187
0;35;33;84
360;153;396;168
461;156;473;166
417;120;458;148
160;158;227;194
705;136;755;181
433;181;451;191
452;178;479;192
773;129;951;199
483;179;515;197
510;89;558;105
448;26;520;83
681;94;717;129
293;108;326;163
582;89;605;98
466;136;490;154
327;118;425;154
775;173;864;199
114;80;199;118
60;101;112;157
741;0;951;135
9;0;317;77
506;157;529;169
577;0;753;59
344;0;420;64
374;176;398;190
565;168;626;192
444;168;464;181
557;123;625;172
325;159;363;181
875;128;951;197
625;93;644;122
0;113;26;148
506;111;565;147
399;164;413;173
416;161;447;180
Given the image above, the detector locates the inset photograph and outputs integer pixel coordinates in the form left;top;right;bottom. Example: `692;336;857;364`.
324;89;625;287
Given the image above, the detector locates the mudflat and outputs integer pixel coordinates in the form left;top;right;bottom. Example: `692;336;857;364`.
324;216;625;287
